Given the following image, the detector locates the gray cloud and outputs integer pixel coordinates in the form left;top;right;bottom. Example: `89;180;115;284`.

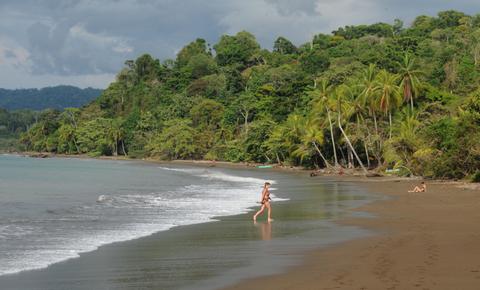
265;0;319;16
0;0;479;89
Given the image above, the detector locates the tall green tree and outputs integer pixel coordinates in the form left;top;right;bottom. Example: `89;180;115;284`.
214;31;260;66
311;79;339;167
335;86;368;174
397;54;422;111
375;70;402;139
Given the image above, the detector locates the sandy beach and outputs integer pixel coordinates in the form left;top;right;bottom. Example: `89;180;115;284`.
224;178;480;290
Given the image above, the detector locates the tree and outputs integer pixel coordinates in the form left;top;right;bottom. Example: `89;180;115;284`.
273;37;297;54
397;53;422;111
233;92;257;134
147;119;197;159
375;70;402;139
393;19;404;35
182;54;217;79
359;64;379;134
214;31;260;66
107;118;127;156
190;99;224;129
299;50;330;82
311;79;339;167
135;54;160;81
297;117;332;168
176;38;210;68
335;86;368;174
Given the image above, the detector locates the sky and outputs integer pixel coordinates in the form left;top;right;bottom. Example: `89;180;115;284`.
0;0;480;89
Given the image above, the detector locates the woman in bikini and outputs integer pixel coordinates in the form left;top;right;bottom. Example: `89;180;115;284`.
408;181;427;192
253;182;273;222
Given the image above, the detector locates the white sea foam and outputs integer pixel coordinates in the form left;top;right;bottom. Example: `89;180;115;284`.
158;166;275;184
0;167;286;276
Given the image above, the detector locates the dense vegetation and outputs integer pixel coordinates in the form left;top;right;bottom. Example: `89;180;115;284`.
21;11;480;179
0;86;101;110
0;109;38;151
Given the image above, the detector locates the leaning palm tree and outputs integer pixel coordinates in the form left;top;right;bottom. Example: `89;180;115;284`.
397;53;422;111
311;79;339;167
302;117;332;168
358;64;383;166
350;85;375;169
375;70;402;139
288;114;332;168
334;86;368;174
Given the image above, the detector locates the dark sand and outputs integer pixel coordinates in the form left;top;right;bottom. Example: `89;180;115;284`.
0;166;376;290
224;179;480;290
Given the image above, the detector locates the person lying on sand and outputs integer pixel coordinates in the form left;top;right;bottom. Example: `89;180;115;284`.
408;181;427;193
253;182;273;223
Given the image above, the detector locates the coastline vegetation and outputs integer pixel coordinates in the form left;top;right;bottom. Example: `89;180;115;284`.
18;10;480;180
0;109;38;152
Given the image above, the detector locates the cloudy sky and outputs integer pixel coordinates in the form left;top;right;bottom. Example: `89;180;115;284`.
0;0;479;89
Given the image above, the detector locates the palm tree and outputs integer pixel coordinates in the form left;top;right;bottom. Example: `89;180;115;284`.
58;124;79;154
302;118;332;168
375;70;402;139
397;53;422;111
312;79;339;167
358;64;383;166
108;118;127;156
288;114;332;168
350;86;374;169
334;86;368;174
359;64;380;134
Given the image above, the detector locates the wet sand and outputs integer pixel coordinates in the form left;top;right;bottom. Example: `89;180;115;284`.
224;179;480;290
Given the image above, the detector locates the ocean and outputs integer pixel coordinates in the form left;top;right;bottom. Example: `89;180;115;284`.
0;155;283;276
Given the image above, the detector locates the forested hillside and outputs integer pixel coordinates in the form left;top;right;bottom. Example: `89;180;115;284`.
0;86;102;110
21;10;480;179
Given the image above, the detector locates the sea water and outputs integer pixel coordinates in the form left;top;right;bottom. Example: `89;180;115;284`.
0;155;282;276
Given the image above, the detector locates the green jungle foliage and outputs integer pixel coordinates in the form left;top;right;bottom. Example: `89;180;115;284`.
20;11;480;179
0;108;38;151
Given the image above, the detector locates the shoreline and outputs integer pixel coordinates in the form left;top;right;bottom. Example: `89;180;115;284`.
7;151;480;182
223;177;480;290
10;151;479;191
9;151;308;171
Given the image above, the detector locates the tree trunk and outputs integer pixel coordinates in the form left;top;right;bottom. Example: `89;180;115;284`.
364;141;370;169
312;141;332;168
121;140;127;156
326;108;339;166
348;147;354;169
410;95;414;112
338;115;368;175
241;110;249;134
389;111;393;139
275;153;281;165
339;146;346;167
364;126;372;169
264;154;271;162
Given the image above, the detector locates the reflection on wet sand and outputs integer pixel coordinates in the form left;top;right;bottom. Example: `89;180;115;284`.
254;221;272;240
